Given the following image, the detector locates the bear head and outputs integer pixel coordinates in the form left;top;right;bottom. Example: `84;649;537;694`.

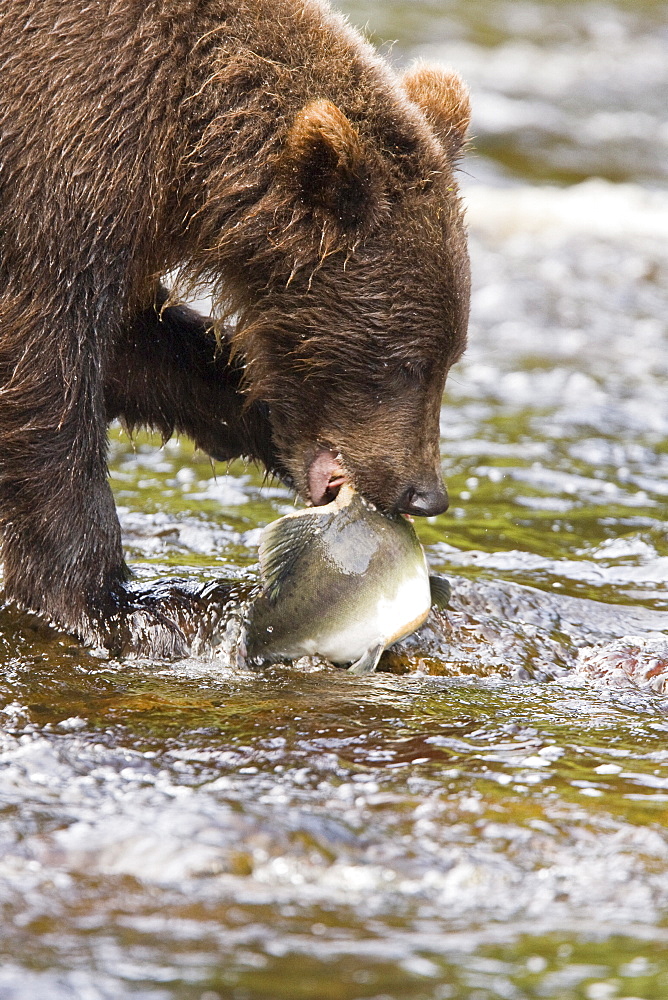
223;64;471;517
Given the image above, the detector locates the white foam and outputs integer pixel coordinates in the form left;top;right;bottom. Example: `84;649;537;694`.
416;14;668;184
464;180;668;244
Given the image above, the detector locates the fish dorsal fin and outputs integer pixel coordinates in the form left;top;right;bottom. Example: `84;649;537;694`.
429;575;452;610
258;509;325;603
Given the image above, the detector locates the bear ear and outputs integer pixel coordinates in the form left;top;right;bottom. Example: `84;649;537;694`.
402;64;471;156
283;99;384;232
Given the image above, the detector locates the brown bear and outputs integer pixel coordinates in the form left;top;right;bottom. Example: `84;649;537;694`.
0;0;470;656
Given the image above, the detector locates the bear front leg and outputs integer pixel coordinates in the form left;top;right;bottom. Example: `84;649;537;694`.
0;313;190;658
105;285;282;477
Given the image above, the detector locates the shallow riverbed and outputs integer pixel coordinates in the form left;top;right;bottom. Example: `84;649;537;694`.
1;1;667;998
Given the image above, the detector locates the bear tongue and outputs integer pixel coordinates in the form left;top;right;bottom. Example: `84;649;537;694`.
307;448;346;506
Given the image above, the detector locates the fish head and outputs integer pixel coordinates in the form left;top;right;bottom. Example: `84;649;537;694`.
248;485;432;666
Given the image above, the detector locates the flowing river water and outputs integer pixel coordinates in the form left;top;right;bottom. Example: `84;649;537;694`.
1;2;667;998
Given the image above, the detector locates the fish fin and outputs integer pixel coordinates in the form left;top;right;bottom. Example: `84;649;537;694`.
429;575;452;610
259;511;322;603
348;642;385;675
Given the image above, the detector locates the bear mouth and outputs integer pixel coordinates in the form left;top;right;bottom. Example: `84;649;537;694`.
307;447;348;506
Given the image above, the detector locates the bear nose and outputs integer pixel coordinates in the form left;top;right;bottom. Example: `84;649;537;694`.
397;484;449;517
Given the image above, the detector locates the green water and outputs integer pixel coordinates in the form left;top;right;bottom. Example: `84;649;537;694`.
1;1;667;998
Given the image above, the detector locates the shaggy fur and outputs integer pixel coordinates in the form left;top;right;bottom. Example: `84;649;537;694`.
0;0;470;654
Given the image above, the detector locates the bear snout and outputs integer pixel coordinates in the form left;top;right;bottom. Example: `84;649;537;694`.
305;443;448;518
396;482;449;518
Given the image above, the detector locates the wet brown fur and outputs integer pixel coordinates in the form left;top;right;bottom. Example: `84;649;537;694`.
0;0;470;654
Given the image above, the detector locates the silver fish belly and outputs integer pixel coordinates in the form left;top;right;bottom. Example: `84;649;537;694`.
246;486;433;673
